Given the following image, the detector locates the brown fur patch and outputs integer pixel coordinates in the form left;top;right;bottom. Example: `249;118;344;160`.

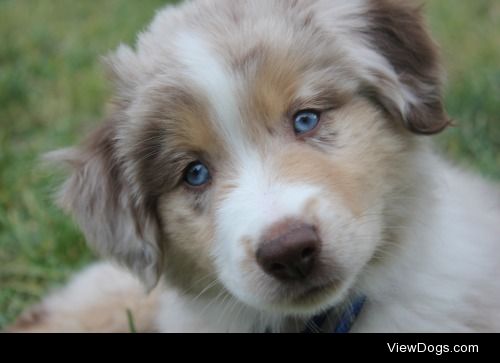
364;0;450;134
274;144;363;217
158;191;219;296
247;51;299;123
6;306;48;332
129;84;222;199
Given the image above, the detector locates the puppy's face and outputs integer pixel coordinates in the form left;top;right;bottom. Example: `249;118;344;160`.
56;0;448;316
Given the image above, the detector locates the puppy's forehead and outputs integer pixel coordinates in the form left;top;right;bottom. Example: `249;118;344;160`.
172;31;344;156
139;0;361;160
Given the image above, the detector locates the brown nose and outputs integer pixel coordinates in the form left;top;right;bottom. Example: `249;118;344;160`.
256;222;320;281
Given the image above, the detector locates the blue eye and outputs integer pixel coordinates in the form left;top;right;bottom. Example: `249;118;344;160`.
184;161;211;187
293;110;320;135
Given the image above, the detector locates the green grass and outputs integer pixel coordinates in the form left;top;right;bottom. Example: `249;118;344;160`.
427;0;500;179
0;0;498;329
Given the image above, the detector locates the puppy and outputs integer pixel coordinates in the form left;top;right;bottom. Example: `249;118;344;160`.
9;0;500;332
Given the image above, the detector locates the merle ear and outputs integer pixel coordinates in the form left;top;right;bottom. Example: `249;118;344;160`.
363;0;450;134
46;120;163;290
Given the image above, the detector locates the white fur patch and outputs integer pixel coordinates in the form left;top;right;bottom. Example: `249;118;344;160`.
212;150;324;308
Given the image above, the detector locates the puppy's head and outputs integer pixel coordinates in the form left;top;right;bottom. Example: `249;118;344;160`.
53;0;448;316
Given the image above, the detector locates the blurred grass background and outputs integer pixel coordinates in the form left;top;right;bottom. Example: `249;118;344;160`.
0;0;498;329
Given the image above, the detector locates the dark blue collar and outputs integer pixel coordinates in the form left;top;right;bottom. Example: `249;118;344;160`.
301;295;366;333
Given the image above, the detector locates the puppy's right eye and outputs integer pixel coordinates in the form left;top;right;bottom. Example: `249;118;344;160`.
293;110;320;136
184;161;211;187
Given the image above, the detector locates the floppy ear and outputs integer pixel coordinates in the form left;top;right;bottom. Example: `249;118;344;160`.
47;120;163;290
363;0;450;134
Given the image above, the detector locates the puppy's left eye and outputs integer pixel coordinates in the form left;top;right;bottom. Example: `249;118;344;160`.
184;161;211;187
293;110;320;135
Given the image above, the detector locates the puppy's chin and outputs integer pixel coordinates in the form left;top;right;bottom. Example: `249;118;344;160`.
225;272;358;317
265;283;356;318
